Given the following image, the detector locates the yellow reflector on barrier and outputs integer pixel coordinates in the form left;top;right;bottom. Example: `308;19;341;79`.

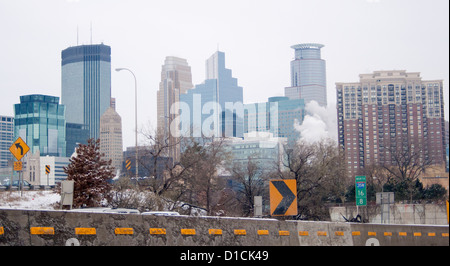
181;229;196;235
208;229;222;235
317;231;327;236
115;228;133;235
279;230;290;236
75;228;96;235
30;227;54;235
149;228;166;235
299;231;309;236
234;229;246;235
257;230;269;235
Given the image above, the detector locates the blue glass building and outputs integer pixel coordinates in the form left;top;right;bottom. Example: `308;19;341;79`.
245;96;305;144
61;44;111;143
285;43;327;107
13;94;66;157
179;51;243;138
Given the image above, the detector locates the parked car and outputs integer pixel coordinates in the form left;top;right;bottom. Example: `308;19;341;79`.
2;180;32;190
68;207;140;214
141;211;180;216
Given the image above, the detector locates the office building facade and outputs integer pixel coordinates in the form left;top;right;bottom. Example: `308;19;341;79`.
61;44;112;142
179;51;243;139
285;43;327;107
14;94;66;157
0;116;14;168
157;56;193;162
245;96;305;144
25;151;70;186
225;132;287;171
336;70;446;177
99;104;123;174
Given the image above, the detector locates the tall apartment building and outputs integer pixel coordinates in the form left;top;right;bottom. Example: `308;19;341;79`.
180;51;243;139
285;43;327;107
336;70;446;177
157;56;193;162
61;43;112;144
0;116;14;168
14;94;66;157
99;102;123;174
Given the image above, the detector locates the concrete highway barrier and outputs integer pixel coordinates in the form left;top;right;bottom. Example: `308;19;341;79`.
0;209;448;246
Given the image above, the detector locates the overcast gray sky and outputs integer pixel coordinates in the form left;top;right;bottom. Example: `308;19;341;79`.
1;0;448;149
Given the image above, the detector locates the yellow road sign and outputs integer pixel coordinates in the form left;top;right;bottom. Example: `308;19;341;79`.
125;159;131;170
270;179;298;216
14;161;23;171
45;165;51;174
9;137;30;161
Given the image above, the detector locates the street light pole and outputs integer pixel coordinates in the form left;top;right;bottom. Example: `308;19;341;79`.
115;68;138;180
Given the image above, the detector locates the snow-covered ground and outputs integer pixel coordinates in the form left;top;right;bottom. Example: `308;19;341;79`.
0;190;60;210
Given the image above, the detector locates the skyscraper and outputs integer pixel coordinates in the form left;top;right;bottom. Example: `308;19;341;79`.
285;43;327;107
157;56;193;162
336;70;446;177
244;96;305;145
61;44;112;142
179;51;243;138
0;116;14;168
99;101;123;174
14;94;66;157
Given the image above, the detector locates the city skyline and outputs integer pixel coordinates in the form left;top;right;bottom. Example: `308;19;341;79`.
0;0;448;149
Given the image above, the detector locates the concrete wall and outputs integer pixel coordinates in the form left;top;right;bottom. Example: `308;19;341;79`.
330;203;448;225
0;209;448;246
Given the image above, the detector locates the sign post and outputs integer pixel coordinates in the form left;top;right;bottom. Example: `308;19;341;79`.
9;137;30;196
355;176;367;215
45;165;51;186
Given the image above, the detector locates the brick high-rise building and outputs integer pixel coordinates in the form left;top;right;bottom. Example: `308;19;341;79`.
336;70;446;177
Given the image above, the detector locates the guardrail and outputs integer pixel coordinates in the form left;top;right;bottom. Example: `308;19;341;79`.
0;209;448;246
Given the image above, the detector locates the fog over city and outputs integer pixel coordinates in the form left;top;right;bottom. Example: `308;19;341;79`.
0;0;448;148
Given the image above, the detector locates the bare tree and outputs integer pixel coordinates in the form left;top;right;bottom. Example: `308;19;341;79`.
229;155;268;216
276;139;349;220
180;137;231;215
380;136;433;202
137;126;194;198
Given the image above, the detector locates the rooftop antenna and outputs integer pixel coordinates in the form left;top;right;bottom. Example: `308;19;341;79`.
76;25;79;45
90;21;93;44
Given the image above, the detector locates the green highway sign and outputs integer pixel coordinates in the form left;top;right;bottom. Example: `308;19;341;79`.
355;176;367;206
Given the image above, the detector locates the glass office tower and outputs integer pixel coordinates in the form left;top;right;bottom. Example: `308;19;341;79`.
14;95;66;157
180;51;243;138
61;44;111;141
285;43;327;107
244;96;305;144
